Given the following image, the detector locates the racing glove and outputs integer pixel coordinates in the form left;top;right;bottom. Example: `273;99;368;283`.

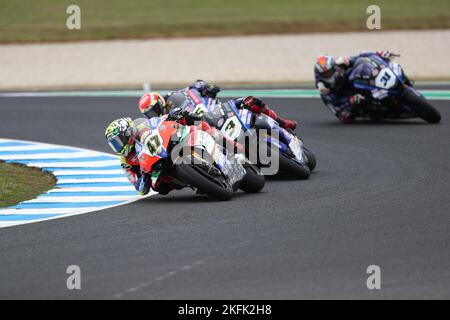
317;82;330;95
243;96;268;113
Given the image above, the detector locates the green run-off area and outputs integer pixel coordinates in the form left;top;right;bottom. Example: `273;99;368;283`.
1;0;449;43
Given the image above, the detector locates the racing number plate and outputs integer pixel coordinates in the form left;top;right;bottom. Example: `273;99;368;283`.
375;68;396;89
221;116;242;140
144;131;163;156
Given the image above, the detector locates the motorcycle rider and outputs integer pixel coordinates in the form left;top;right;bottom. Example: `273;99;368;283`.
105;115;242;196
314;51;407;123
138;80;298;130
105;117;176;195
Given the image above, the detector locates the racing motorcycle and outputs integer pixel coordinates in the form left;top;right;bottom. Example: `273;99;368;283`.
136;118;265;201
345;55;441;123
167;89;315;179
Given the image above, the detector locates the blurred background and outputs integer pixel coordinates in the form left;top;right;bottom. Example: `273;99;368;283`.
0;0;449;90
1;0;449;42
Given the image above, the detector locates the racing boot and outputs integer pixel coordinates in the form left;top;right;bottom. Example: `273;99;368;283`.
243;96;298;130
274;115;298;130
264;108;298;130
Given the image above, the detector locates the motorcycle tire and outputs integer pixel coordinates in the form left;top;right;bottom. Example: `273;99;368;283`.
240;164;266;193
301;147;317;171
403;90;441;124
279;153;311;180
176;164;234;201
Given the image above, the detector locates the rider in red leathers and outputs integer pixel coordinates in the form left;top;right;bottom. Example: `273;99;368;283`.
105;114;242;196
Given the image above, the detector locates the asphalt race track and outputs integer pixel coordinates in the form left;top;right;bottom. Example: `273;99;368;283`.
0;93;449;299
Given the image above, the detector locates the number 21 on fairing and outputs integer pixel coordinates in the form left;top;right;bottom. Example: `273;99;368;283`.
375;68;396;89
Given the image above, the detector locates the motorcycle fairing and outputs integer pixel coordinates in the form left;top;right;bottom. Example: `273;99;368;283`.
138;121;179;173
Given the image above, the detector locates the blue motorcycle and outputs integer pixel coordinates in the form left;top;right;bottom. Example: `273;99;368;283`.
167;89;315;179
347;55;441;123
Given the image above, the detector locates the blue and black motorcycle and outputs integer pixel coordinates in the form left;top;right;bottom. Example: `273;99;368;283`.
346;55;441;123
167;89;315;179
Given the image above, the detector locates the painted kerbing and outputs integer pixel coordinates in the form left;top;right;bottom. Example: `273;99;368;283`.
0;138;152;228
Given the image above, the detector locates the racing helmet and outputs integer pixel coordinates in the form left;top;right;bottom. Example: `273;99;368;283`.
192;79;208;94
315;54;341;87
166;92;189;109
105;118;136;156
138;92;168;118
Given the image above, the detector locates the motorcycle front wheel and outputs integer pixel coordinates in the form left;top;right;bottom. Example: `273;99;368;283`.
240;164;265;193
279;153;311;180
176;164;234;201
402;89;441;124
301;147;317;171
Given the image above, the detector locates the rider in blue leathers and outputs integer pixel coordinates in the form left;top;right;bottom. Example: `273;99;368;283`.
183;80;298;130
139;80;298;130
314;51;411;123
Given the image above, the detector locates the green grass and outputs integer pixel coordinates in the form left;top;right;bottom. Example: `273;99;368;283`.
0;161;56;208
0;0;449;43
